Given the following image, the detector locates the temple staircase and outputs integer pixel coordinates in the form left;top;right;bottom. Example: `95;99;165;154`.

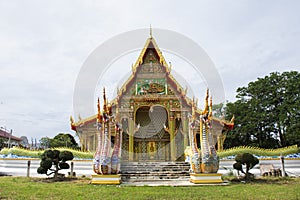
120;161;190;182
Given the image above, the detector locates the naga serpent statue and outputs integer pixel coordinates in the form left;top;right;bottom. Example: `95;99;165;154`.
187;89;233;173
93;88;122;175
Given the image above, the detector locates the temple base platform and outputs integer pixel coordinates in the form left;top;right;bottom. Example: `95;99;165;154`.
91;174;122;185
190;173;223;184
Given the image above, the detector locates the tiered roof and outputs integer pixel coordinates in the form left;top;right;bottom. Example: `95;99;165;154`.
71;34;234;130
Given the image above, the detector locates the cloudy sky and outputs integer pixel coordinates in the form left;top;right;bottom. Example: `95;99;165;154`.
0;0;299;141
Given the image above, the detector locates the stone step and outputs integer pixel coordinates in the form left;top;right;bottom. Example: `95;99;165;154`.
121;161;189;165
120;161;190;182
121;170;190;174
121;167;189;171
121;174;190;181
121;164;190;167
121;171;189;174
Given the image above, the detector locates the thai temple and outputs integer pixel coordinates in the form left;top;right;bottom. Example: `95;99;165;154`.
70;31;234;184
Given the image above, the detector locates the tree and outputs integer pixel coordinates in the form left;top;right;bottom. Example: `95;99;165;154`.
39;137;51;149
0;138;7;150
20;136;29;148
212;102;228;118
37;149;74;180
233;153;259;180
50;133;79;149
225;71;300;148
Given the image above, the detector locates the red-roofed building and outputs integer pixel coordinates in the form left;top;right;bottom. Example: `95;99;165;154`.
0;127;22;148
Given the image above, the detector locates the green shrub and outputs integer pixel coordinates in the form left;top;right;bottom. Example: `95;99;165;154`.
59;162;70;169
233;153;259;180
37;150;74;180
37;166;47;174
53;150;60;159
40;159;52;169
44;150;55;159
59;151;74;162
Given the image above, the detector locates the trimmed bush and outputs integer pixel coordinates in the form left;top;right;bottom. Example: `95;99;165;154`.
37;166;47;174
233;153;259;180
59;151;74;162
40;159;52;170
59;162;70;169
37;150;74;180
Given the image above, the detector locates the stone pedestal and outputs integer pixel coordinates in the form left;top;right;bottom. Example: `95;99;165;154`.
190;173;223;184
91;174;122;185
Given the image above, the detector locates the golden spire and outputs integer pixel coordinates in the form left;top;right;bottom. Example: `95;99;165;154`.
70;115;74;124
103;87;107;112
209;96;213;118
150;24;152;38
203;88;209;115
97;97;102;122
107;103;112;115
230;115;235;123
97;97;100;113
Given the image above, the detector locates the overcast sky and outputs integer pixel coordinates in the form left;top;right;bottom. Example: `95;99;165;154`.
0;0;299;141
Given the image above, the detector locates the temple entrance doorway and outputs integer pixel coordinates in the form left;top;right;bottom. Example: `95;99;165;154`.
134;106;170;161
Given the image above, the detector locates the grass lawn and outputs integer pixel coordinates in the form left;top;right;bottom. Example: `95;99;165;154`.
0;176;299;200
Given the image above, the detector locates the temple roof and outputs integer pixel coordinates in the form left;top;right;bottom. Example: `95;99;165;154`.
71;34;234;130
112;35;193;106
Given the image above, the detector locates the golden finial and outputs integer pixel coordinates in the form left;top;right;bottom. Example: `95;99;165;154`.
206;88;209;101
150;24;152;38
209;96;213;118
70;115;74;124
103;87;107;112
97;97;100;112
230;115;235;123
184;86;188;96
107;103;112;115
202;88;209;115
97;97;101;122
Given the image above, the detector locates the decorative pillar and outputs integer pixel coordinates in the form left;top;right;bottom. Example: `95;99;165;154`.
93;134;96;152
217;136;222;151
169;111;176;161
182;111;189;148
217;134;226;151
128;114;134;161
84;134;88;151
